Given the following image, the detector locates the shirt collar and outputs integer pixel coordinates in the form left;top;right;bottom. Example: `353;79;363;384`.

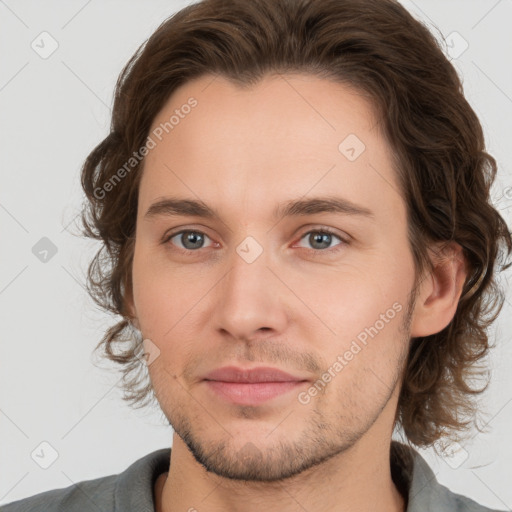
113;441;461;512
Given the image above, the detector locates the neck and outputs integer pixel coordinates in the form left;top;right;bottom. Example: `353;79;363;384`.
155;434;406;512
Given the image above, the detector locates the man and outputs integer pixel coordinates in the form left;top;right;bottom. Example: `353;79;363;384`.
3;0;511;510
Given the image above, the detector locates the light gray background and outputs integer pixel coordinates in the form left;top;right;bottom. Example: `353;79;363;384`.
1;0;511;509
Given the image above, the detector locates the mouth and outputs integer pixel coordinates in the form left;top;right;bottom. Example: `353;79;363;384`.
202;366;310;406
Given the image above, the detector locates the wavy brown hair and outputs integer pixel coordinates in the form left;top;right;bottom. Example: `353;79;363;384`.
79;0;512;450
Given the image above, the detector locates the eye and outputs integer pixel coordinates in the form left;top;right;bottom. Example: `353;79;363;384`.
164;230;214;251
295;228;348;253
162;227;349;255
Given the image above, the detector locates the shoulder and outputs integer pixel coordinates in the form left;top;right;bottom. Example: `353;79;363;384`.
391;441;508;512
0;448;171;512
0;473;117;512
427;478;508;512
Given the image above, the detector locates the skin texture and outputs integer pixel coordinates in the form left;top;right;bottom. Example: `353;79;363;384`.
127;73;468;512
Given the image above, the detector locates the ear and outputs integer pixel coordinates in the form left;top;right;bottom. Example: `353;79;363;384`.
409;241;468;337
124;285;140;331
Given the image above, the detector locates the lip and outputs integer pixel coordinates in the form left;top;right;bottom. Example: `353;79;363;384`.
203;366;309;406
204;366;306;383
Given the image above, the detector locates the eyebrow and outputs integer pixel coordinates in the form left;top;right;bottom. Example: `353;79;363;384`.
144;196;375;221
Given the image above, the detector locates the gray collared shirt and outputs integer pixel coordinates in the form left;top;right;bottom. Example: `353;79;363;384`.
1;441;508;511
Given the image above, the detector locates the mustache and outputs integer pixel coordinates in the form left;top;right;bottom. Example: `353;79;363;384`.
181;338;325;380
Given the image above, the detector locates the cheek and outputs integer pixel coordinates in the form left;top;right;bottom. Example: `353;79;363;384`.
291;265;410;380
131;246;208;337
291;264;401;332
304;287;409;416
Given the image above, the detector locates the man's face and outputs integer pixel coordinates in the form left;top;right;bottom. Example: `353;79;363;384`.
131;73;418;481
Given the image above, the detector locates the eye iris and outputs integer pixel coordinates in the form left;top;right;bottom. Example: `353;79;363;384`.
174;231;337;251
182;231;204;249
310;232;332;250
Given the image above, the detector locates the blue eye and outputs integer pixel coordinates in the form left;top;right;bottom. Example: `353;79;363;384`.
165;230;214;251
296;229;347;252
163;227;348;254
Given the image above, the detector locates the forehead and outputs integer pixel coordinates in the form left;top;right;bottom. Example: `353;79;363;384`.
139;73;403;225
148;72;382;158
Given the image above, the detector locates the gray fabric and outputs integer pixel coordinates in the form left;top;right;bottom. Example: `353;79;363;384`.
1;441;507;511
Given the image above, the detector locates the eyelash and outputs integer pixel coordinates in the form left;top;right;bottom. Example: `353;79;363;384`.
161;227;349;256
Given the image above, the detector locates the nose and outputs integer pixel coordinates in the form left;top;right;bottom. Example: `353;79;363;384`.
212;242;288;342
